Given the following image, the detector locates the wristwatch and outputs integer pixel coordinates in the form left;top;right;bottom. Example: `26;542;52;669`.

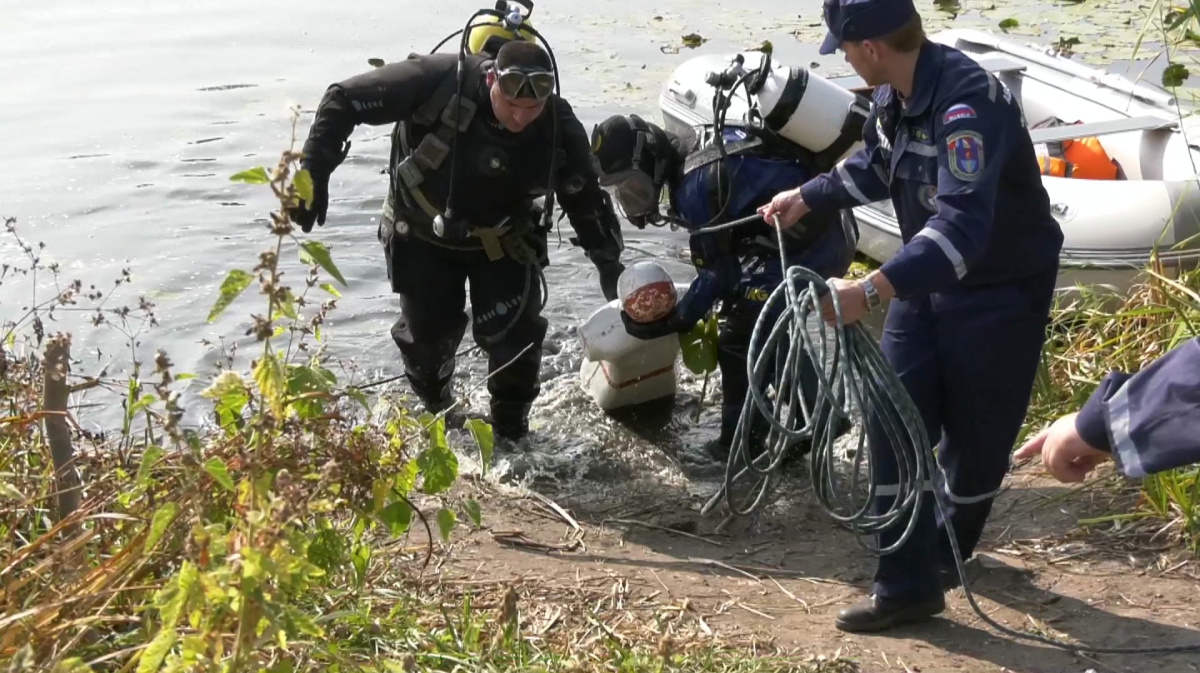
860;278;881;312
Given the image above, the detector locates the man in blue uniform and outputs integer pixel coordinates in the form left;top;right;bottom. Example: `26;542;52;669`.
1016;337;1200;482
760;0;1065;632
590;115;855;465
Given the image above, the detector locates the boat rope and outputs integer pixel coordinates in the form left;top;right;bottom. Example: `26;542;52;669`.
699;213;1200;655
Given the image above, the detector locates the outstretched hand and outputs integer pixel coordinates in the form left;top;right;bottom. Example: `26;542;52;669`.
1014;413;1112;483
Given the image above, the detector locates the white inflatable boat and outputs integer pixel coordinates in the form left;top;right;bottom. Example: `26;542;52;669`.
658;28;1200;294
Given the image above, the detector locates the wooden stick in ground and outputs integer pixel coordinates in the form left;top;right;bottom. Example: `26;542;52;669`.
43;335;81;535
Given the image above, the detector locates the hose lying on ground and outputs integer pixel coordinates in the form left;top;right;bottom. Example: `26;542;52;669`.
697;213;1200;655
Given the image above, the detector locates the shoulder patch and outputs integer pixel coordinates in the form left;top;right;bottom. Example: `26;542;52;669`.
943;104;976;125
946;130;985;181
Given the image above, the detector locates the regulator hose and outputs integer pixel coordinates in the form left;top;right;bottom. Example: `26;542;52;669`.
699;214;1200;655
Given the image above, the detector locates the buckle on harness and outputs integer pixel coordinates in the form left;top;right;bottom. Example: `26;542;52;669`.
442;95;477;132
413;133;451;171
471;218;512;262
396;157;425;189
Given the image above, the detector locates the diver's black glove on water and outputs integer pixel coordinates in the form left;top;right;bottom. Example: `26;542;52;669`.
620;308;689;341
595;260;624;302
290;163;330;233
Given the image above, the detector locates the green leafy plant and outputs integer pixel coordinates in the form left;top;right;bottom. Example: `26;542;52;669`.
0;113;491;672
679;313;720;420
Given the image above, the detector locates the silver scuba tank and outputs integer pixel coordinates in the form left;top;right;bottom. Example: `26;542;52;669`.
753;61;866;157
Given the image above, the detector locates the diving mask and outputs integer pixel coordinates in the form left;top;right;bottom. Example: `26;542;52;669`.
596;164;657;217
495;67;556;101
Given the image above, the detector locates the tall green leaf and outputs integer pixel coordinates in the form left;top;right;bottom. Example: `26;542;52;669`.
379;499;413;537
136;445;165;487
278;288;299;320
146;503;179;551
418;418;458;495
679;314;719;375
159;561;198;628
137;628;178;673
394;459;421;496
299;241;348;287
229;167;270;184
294;169;314;204
254;351;286;416
464;418;494;472
351;542;371;589
463;499;482;528
207;269;254;323
203;457;235;491
436;508;458;541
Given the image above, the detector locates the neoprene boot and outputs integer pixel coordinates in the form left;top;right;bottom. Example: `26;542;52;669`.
408;374;450;409
490;400;531;442
699;406;769;464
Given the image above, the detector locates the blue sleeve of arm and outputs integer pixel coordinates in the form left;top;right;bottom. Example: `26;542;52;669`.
1073;337;1200;478
674;232;739;326
879;92;1011;298
799;106;890;213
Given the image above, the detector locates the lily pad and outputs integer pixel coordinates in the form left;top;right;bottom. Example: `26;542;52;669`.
1163;62;1190;88
681;33;708;49
746;39;774;54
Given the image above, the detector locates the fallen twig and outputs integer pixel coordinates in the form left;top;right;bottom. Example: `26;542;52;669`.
606;518;725;547
528;491;581;533
492;530;582;553
770;577;810;613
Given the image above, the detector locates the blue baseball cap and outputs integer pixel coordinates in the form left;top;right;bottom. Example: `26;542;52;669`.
819;0;918;55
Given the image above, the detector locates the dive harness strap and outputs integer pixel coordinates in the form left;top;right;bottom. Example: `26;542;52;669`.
682;136;765;174
388;59;538;262
391;62;480;220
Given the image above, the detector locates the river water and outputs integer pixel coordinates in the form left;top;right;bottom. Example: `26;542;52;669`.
0;0;1187;487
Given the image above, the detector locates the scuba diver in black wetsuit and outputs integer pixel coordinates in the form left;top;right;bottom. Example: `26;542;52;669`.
590;115;856;466
289;3;626;443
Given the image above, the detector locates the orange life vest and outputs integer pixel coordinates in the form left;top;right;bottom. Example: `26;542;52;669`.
1037;130;1120;180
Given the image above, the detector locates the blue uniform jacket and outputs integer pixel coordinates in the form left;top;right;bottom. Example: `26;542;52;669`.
800;41;1064;298
1075;337;1200;478
670;141;844;326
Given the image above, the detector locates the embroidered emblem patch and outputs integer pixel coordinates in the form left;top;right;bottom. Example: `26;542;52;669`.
919;184;938;211
912;127;931;143
943;104;976;124
947;131;985;181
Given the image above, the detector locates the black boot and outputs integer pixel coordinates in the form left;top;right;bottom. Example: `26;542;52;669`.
490;400;531;443
408;375;468;429
834;593;946;633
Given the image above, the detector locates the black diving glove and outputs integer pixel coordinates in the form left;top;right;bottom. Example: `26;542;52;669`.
290;163;330;233
620;308;689;341
595;259;625;302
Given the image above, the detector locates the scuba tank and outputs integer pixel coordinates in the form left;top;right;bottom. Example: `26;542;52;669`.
752;60;867;158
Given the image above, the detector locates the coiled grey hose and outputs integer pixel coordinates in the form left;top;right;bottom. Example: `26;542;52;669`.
698;214;1200;655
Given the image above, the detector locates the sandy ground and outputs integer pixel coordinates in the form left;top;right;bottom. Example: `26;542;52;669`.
405;449;1200;673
